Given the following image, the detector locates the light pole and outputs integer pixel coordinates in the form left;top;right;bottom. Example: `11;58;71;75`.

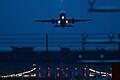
89;0;96;9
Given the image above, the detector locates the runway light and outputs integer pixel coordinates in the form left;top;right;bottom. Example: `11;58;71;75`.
47;67;50;70
96;71;100;74
38;67;41;70
47;72;51;77
65;73;69;77
66;67;69;70
23;75;30;77
31;74;36;77
84;68;86;71
38;73;41;78
33;64;36;66
84;72;87;77
89;68;95;72
109;73;112;77
89;73;95;77
0;68;36;78
56;73;60;77
74;67;78;70
101;75;107;77
74;73;78;77
57;67;60;70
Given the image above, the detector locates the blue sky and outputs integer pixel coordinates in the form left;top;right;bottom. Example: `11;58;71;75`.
0;0;120;34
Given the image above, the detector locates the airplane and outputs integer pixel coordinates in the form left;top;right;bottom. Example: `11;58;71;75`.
33;12;92;28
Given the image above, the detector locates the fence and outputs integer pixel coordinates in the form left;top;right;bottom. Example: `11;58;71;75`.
0;33;120;51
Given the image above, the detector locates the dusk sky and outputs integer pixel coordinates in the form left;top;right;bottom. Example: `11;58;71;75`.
0;0;120;34
0;1;118;79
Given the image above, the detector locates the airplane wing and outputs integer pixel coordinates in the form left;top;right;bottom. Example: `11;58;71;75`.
74;19;92;22
33;20;52;22
69;19;92;23
33;19;58;24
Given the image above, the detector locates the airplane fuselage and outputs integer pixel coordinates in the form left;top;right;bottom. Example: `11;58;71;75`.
33;12;91;28
58;13;69;27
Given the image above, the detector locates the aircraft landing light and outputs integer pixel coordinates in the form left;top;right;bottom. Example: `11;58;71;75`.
62;16;65;19
66;20;68;24
58;20;61;24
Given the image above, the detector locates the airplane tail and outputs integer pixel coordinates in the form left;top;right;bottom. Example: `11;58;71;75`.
59;10;66;14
